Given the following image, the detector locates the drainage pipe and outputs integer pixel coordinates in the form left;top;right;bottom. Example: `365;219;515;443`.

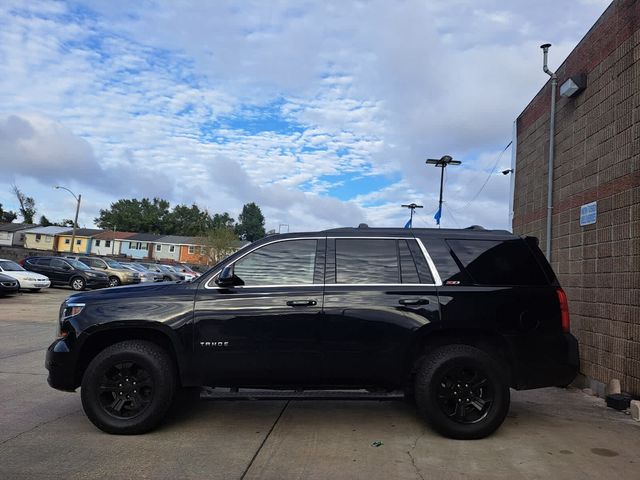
541;43;557;261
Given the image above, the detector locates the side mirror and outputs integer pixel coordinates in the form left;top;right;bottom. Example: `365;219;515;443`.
215;265;238;287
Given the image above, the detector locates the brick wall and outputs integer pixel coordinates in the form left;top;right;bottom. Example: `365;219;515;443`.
513;0;640;395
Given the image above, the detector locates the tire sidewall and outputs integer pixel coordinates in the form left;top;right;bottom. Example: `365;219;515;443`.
108;276;120;287
415;345;510;440
81;341;175;434
71;276;86;291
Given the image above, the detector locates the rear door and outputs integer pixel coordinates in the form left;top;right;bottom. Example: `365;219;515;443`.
194;238;326;386
321;236;441;386
50;258;73;283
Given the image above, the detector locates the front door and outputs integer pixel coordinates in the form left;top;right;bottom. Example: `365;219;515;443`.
194;238;325;386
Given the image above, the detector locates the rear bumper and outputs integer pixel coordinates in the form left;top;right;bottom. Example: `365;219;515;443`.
45;338;77;391
506;332;579;390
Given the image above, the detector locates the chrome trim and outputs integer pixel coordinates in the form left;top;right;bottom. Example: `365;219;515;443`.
203;236;443;289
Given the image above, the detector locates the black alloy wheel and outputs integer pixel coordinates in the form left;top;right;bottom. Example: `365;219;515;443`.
414;344;510;440
97;361;154;418
81;340;176;434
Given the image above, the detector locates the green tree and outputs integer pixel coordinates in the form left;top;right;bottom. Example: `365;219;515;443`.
39;215;52;226
0;203;18;223
95;198;171;233
236;202;266;242
12;185;36;223
212;212;235;230
203;227;239;264
166;204;216;236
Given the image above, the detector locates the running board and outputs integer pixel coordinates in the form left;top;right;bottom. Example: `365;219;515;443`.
200;387;404;401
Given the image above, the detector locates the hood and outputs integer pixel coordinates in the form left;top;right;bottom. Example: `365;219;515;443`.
64;280;192;304
2;270;49;281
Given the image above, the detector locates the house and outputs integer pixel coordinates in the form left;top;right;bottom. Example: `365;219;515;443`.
152;235;192;262
119;233;162;259
179;237;249;266
56;229;104;254
90;231;137;256
22;226;72;251
0;223;36;247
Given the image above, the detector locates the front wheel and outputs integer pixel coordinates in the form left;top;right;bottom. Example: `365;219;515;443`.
108;276;121;287
414;344;510;440
81;340;176;434
162;276;171;282
71;276;86;291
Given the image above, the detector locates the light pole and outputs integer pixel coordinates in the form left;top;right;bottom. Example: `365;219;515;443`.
401;203;423;228
426;155;461;228
54;186;81;253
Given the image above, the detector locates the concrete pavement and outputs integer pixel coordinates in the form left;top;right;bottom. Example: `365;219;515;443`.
1;291;639;479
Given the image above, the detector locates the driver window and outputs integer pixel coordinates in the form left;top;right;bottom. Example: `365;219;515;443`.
233;239;317;286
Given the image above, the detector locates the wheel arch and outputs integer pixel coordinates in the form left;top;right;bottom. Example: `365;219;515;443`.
74;324;188;389
406;327;515;387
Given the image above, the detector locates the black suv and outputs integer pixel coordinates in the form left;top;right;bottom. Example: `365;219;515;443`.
45;227;578;439
24;256;109;291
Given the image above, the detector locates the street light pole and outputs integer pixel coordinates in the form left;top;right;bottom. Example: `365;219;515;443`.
426;155;462;228
55;186;81;253
401;203;423;228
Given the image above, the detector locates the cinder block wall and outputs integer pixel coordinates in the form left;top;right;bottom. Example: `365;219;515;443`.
513;0;640;395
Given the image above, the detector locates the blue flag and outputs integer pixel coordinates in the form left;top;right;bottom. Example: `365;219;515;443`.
434;207;442;225
404;218;412;229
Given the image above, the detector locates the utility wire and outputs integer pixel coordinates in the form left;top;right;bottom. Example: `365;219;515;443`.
452;141;512;212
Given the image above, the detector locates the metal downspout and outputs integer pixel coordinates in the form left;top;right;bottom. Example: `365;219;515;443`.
541;43;557;261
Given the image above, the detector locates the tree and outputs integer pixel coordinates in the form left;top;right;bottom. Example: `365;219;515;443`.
39;215;52;226
40;215;74;227
202;227;239;264
95;198;171;233
212;212;235;230
235;202;266;242
0;203;17;223
165;204;216;236
12;185;36;223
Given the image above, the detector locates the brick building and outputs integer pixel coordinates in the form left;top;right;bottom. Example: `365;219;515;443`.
513;0;640;395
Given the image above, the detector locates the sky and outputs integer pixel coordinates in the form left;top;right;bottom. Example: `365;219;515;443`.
0;0;611;233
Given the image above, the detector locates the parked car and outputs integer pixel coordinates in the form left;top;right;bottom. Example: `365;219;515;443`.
165;264;200;281
46;227;578;438
0;272;19;296
23;256;109;291
121;263;162;283
0;258;51;291
65;256;141;288
138;263;185;282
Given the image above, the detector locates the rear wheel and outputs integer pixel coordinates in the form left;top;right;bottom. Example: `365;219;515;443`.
108;276;121;287
414;344;510;439
71;276;86;291
81;340;176;434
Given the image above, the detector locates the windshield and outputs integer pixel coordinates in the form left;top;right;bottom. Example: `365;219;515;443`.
106;259;124;269
158;265;173;273
68;259;91;270
0;260;25;272
129;264;147;272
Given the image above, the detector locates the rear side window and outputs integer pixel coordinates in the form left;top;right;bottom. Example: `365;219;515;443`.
336;239;399;284
35;258;51;266
447;239;548;286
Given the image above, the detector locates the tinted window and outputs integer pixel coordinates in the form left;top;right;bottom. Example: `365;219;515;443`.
418;238;466;284
447;239;548;286
51;259;68;268
398;240;420;283
335;239;399;284
234;239;317;286
35;258;50;266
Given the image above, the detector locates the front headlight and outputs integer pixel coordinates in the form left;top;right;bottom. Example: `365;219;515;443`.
58;302;85;338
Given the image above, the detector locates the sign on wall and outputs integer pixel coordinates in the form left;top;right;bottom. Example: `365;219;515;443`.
580;201;597;226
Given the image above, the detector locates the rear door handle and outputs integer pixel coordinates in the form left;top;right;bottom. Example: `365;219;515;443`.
286;300;317;307
399;298;429;306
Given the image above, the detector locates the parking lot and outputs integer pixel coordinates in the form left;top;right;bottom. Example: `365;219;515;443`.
0;287;638;479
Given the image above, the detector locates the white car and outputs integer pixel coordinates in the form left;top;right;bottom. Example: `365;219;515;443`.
0;258;51;291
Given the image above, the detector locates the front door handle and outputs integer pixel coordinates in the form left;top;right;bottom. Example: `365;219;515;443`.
399;298;429;306
286;300;317;307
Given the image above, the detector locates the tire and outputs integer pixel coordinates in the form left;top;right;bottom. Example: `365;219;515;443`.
108;276;121;287
414;344;510;440
71;276;86;291
81;340;176;435
162;276;171;282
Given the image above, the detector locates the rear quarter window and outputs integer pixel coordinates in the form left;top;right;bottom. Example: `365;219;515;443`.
447;239;549;286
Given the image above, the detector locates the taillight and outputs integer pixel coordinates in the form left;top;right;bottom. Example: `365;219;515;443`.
556;288;570;333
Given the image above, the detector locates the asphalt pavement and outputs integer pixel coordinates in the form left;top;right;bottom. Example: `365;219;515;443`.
0;288;638;479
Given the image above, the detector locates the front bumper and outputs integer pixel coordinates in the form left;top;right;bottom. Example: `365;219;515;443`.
19;279;51;289
45;338;77;392
506;332;579;390
86;277;109;289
